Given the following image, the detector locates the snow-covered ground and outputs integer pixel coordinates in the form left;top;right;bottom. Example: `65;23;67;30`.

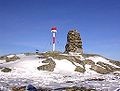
0;53;120;91
86;56;120;68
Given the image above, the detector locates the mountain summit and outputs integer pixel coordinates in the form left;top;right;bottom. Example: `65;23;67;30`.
0;52;120;91
0;30;120;91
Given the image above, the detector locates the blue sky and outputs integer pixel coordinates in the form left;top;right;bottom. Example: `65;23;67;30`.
0;0;120;60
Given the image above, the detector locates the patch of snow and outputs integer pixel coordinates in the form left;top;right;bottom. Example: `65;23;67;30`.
79;55;85;61
114;71;120;74
86;56;120;68
0;60;6;64
60;53;83;57
60;53;69;56
0;55;46;74
68;52;82;56
84;64;99;75
85;64;91;71
73;62;84;68
96;64;106;69
0;54;120;91
16;54;25;58
7;55;15;58
54;59;76;73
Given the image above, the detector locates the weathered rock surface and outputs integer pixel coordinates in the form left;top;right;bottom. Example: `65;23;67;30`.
37;58;56;71
65;30;83;53
0;55;20;62
37;52;120;74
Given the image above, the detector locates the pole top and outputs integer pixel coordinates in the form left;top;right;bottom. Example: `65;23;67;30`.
51;26;57;32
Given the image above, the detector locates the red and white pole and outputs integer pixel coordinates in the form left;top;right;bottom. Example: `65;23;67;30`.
51;27;57;51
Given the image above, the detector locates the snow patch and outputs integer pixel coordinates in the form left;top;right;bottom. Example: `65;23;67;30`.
54;59;76;73
7;55;15;58
73;62;84;68
84;64;99;75
16;54;25;58
0;60;6;64
86;56;120;68
0;54;120;91
68;52;82;56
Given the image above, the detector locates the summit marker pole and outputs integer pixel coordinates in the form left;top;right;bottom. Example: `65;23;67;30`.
51;27;57;51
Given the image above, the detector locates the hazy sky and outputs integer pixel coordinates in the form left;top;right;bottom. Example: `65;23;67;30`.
0;0;120;60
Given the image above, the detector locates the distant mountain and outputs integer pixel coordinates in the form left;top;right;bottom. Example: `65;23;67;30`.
0;52;120;91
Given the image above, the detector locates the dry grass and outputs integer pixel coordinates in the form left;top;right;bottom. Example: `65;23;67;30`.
54;86;96;91
12;86;26;91
83;60;95;65
75;66;85;73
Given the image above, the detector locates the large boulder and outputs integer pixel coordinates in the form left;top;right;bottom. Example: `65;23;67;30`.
65;30;83;53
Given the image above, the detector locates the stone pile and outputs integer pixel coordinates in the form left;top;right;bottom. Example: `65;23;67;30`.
65;30;83;53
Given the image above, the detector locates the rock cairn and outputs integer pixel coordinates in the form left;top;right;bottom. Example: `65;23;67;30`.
65;30;83;53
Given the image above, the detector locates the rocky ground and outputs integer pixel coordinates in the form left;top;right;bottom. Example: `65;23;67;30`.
0;52;120;91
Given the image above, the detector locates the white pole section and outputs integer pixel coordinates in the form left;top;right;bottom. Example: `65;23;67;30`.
53;32;56;51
